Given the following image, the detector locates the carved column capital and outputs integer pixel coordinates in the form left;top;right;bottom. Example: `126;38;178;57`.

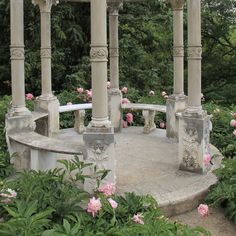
90;45;108;62
169;0;185;10
32;0;59;12
188;46;202;60
107;0;123;15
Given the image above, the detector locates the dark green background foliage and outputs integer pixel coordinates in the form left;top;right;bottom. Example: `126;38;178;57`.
0;0;235;104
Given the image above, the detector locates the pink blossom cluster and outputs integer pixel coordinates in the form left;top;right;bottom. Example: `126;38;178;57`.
121;87;128;94
87;197;102;217
0;188;17;204
25;93;34;100
197;204;209;217
98;182;116;196
203;153;212;166
132;213;144;224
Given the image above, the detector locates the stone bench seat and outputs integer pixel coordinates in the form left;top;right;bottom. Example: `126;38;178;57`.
121;103;166;134
8;131;87;170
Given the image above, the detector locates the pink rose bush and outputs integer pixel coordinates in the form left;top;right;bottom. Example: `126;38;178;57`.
132;213;144;225
203;153;212;166
126;113;133;124
98;182;116;196
87;197;102;217
0;188;17;204
159;122;165;129
197;204;209;217
122;98;130;104
108;198;118;209
230;119;236;127
77;87;84;94
25;93;34;100
121;86;128;94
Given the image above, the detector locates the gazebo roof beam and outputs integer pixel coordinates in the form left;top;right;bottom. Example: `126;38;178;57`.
65;0;145;3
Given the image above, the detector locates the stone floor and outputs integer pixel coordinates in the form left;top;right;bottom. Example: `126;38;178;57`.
58;127;221;216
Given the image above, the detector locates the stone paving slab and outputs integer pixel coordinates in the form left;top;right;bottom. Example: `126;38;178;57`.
57;127;221;216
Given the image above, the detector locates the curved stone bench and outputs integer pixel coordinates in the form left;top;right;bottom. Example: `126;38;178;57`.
8;131;87;171
122;103;166;133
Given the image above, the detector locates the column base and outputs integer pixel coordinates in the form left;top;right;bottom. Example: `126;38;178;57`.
108;88;122;132
83;126;116;193
166;94;187;139
88;117;111;129
34;96;59;137
8;106;31;117
178;110;212;174
5;113;35;170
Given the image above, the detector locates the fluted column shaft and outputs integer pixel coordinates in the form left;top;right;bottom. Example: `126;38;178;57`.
172;2;184;95
187;0;202;111
32;0;58;99
90;0;110;127
10;0;29;115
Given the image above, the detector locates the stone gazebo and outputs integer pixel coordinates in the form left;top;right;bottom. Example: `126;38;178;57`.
5;0;217;214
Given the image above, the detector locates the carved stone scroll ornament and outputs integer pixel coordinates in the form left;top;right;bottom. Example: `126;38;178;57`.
40;48;51;58
10;47;25;60
169;0;185;10
182;127;201;170
188;46;202;59
90;47;108;62
32;0;59;12
107;0;123;15
173;46;184;57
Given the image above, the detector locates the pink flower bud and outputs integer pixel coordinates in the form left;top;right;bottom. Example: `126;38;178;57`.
108;198;118;209
77;87;84;94
230;119;236;127
121;87;128;94
198;204;209;217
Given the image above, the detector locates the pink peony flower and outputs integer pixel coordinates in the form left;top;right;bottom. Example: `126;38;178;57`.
0;188;17;199
149;90;155;96
121;87;128;94
107;81;111;89
161;91;167;97
233;130;236;137
77;87;84;94
126;113;133;124
203;154;212;166
230;119;236;127
122;98;130;104
87;197;102;217
86;90;92;98
198;204;209;217
159;122;165;129
108;198;118;209
25;93;34;100
98;182;116;196
132;213;144;225
67;102;72;105
122;120;128;128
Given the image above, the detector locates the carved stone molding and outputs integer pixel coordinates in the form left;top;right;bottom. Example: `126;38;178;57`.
109;47;119;57
169;0;185;10
40;48;51;58
32;0;59;12
182;127;201;170
10;47;25;60
188;46;202;59
107;0;123;15
90;46;108;62
173;46;184;57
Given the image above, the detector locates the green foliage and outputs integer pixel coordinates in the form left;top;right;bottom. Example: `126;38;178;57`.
0;200;54;236
206;159;236;224
204;103;236;159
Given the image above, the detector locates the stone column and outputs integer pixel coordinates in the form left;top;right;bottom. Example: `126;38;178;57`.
83;0;115;193
108;0;123;132
32;0;59;137
166;0;186;139
178;0;211;174
9;0;30;116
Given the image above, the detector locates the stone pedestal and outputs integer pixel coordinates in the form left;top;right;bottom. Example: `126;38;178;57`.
34;96;59;137
83;127;116;193
166;95;186;139
178;111;211;174
108;89;122;132
5;114;35;170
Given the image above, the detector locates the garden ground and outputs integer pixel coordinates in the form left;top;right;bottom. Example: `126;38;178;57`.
171;207;236;236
